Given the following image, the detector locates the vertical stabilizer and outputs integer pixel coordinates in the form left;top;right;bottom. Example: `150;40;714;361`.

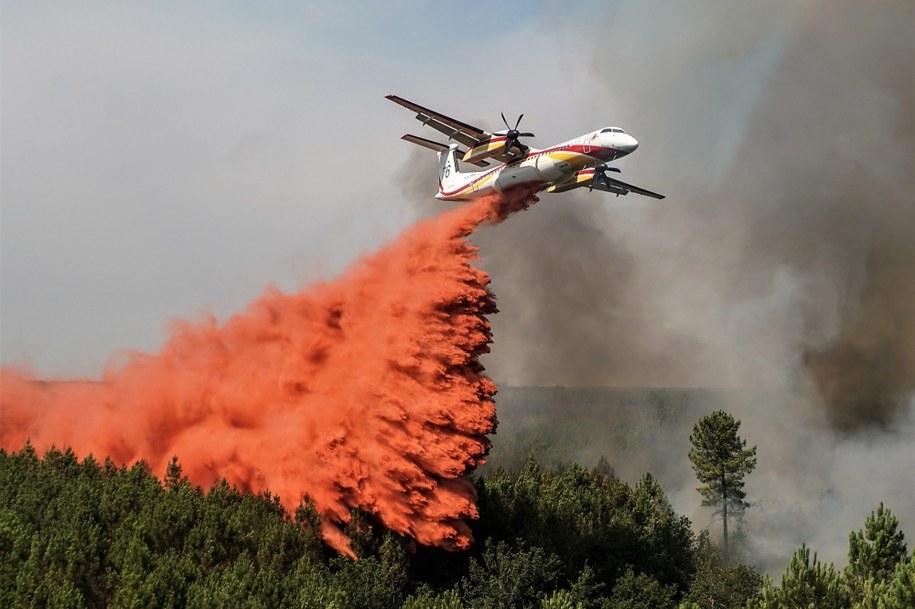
436;144;464;198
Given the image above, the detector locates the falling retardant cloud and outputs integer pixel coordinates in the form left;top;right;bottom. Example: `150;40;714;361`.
1;190;538;557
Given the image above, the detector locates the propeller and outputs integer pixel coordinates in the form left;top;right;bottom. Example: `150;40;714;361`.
589;164;622;191
500;112;535;156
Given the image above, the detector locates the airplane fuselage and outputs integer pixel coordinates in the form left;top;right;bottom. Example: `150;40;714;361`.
436;128;639;201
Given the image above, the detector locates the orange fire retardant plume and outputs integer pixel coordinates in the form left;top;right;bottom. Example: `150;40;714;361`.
0;189;538;557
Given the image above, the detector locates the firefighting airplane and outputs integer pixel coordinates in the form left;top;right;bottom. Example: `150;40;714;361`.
386;94;664;201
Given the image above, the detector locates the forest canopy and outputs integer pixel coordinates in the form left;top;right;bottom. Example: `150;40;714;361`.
1;443;910;608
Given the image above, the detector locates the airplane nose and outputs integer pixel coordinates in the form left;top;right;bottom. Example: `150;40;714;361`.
619;135;639;154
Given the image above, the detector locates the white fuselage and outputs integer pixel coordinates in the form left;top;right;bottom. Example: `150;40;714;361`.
436;128;639;201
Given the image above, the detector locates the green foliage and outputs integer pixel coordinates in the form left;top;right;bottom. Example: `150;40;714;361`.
688;411;757;511
884;555;915;609
460;538;563;608
688;410;757;561
402;588;463;609
1;447;709;608
606;568;677;609
163;455;187;490
540;589;584;609
0;448;330;608
750;545;849;609
846;503;908;598
685;531;761;608
331;532;410;609
747;506;913;609
473;459;696;596
568;564;605;609
5;445;908;609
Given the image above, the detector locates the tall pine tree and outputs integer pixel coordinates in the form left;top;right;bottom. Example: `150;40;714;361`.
749;544;850;609
688;410;757;562
846;503;908;598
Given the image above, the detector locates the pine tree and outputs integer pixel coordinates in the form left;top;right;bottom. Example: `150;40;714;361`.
164;455;187;490
885;555;915;609
846;503;907;598
685;531;762;609
687;410;757;562
750;544;850;609
541;589;584;609
606;568;677;609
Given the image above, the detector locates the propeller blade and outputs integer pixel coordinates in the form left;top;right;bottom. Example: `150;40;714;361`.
495;112;532;156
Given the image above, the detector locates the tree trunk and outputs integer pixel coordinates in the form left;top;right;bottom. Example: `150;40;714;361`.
722;468;729;564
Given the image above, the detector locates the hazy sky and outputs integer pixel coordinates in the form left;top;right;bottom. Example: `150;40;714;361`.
2;0;783;376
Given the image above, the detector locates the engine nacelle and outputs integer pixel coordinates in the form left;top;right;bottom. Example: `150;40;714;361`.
546;168;598;193
534;154;574;183
462;136;508;164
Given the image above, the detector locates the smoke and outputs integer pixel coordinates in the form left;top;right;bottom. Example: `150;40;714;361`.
478;0;914;413
0;189;537;557
465;0;913;571
722;1;915;430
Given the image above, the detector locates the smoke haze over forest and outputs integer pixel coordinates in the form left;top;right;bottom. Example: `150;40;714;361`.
466;1;915;571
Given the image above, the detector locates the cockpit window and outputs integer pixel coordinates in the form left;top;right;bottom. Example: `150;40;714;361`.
600;127;626;134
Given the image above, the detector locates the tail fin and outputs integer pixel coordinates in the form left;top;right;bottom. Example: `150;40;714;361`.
436;144;464;197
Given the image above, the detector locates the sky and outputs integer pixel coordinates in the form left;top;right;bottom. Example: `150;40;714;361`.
2;0;914;573
1;0;786;376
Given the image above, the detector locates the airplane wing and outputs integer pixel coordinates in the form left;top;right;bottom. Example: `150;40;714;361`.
387;94;522;164
547;169;666;199
590;174;666;199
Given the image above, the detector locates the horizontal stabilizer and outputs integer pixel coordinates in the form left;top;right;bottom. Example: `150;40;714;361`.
400;134;491;167
387;94;487;149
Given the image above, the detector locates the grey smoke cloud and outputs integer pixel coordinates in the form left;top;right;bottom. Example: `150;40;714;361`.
469;0;914;572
